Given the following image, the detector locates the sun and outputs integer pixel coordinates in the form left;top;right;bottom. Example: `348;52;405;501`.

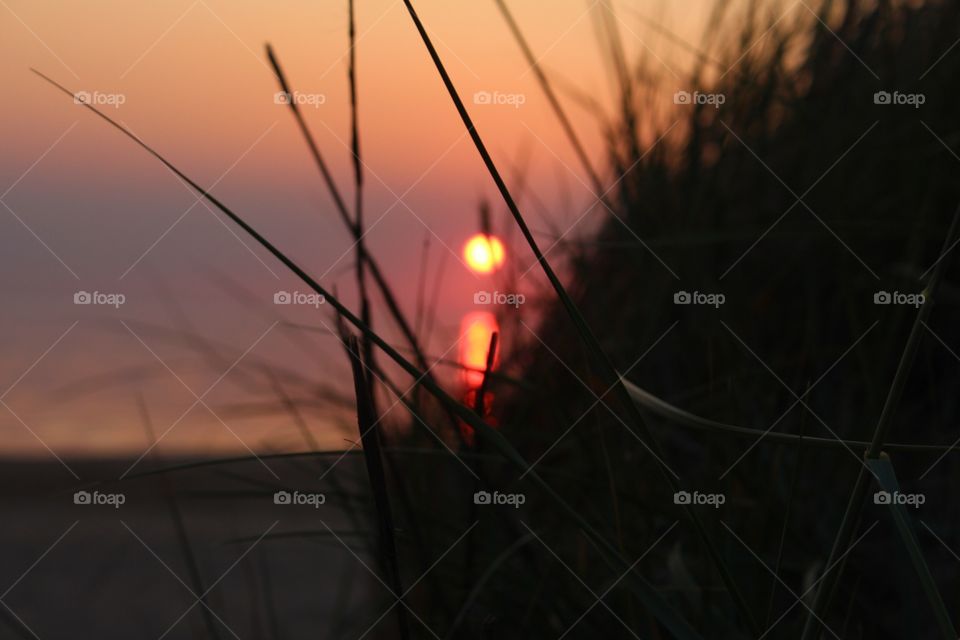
463;233;506;274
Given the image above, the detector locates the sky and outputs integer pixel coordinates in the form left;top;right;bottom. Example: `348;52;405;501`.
0;0;729;460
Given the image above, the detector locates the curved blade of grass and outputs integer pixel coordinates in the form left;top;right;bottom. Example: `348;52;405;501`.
764;408;808;627
623;378;960;453
397;2;757;631
346;335;410;640
801;202;960;639
265;45;432;382
284;321;534;389
474;331;498;415
33;69;702;640
865;454;955;639
137;396;223;640
343;0;377;394
492;0;604;194
122;448;506;482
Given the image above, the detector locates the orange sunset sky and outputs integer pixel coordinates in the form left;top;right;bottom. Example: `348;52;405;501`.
0;0;739;458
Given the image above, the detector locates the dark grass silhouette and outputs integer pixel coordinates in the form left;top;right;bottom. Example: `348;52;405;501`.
19;0;960;639
499;0;960;638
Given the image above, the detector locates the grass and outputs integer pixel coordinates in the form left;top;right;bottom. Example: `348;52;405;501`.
802;202;960;639
34;63;703;639
345;335;410;639
26;0;960;637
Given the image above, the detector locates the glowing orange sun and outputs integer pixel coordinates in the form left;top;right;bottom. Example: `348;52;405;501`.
463;233;505;274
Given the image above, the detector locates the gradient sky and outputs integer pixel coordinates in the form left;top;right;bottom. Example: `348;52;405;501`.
0;0;729;460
